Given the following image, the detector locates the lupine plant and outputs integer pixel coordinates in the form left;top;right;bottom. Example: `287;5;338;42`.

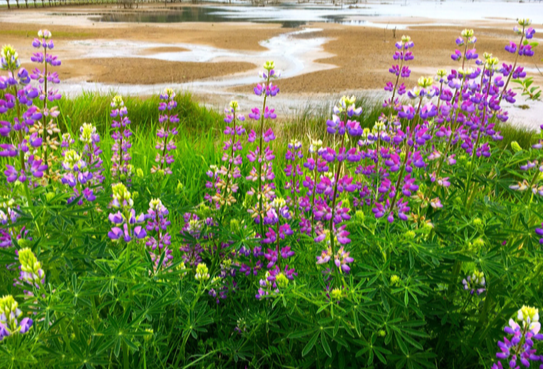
0;21;542;369
110;95;133;182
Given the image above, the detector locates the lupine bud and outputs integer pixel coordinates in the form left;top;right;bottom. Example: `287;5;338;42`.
461;29;475;38
45;192;56;202
462;270;485;295
511;141;522;153
175;181;184;193
436;69;447;78
230;219;240;233
421;222;433;234
144;328;154;342
37;29;52;39
518;18;532;27
417;76;434;88
229;100;239;110
17;238;32;248
18;248;41;274
390;275;401;285
195;263;210;282
276;273;289;288
355;210;365;222
331;288;343;300
404;230;416;239
378;330;386;337
263;60;275;71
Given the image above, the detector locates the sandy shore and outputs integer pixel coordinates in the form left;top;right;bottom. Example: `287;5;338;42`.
273;23;537;92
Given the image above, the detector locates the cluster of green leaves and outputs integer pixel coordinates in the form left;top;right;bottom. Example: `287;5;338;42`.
0;92;542;369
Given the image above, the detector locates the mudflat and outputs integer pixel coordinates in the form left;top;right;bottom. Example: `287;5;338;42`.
1;4;540;92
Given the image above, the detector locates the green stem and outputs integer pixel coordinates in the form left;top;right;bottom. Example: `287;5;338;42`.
257;74;271;236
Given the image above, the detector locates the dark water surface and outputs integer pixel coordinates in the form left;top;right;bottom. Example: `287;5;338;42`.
88;6;366;28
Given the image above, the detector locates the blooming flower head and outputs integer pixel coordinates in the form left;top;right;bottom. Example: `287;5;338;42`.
309;139;323;154
334;95;362;117
396;35;414;49
462;270;485;295
18;247;45;285
37;29;52;39
111;183;133;209
79;123;98;144
288;139;302;151
62;150;84;171
111;95;124;109
0;45;20;71
493;305;543;369
160;87;176;101
517;305;540;330
334;246;354;273
149;198;165;213
271;197;286;210
0;295;32;340
485;57;500;70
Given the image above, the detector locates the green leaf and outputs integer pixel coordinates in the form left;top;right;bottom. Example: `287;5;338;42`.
302;332;319;357
321;332;332;357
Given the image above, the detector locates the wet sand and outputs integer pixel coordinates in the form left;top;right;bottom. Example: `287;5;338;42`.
57;58;256;85
270;23;535;93
1;4;540;91
0;7;289;51
0;3;541;129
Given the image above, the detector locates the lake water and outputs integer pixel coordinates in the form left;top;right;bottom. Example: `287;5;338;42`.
4;1;542;25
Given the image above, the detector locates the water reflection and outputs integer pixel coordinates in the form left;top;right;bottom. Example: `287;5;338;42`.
89;6;367;28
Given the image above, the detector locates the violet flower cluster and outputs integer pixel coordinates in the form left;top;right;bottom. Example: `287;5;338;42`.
205;100;245;209
16;247;45;292
0;197;20;248
30;29;62;172
462;270;486;295
152;88;179;176
59;123;103;204
108;183;146;242
0;44;46;186
493;306;543;369
179;213;211;267
60;148;96;204
110;95;133;181
246;61;279;226
0;295;33;341
145;199;173;271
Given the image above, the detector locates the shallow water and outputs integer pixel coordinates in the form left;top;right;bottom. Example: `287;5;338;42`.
83;1;543;27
